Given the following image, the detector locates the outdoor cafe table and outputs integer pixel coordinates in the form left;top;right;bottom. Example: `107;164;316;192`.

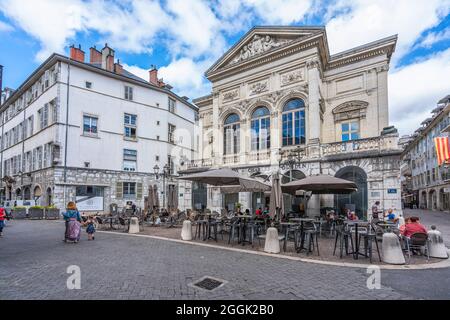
344;220;369;260
235;215;253;245
289;218;315;252
377;222;398;233
201;212;220;241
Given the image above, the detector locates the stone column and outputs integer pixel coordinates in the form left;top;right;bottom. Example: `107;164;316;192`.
307;59;321;158
307;195;320;217
212;92;221;166
376;65;389;132
240;119;248;164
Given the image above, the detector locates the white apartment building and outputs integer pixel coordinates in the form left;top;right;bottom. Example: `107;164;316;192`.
180;26;403;218
0;44;198;212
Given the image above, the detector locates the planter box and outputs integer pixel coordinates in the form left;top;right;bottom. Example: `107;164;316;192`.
12;209;27;219
29;208;45;219
45;208;60;220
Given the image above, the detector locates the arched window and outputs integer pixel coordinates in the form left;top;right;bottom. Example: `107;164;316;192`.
251;107;270;151
282;98;305;146
223;113;240;155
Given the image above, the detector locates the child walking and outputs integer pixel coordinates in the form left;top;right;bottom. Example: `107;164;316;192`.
85;216;96;240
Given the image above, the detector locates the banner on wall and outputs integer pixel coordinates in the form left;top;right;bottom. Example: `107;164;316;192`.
434;137;450;166
76;196;104;211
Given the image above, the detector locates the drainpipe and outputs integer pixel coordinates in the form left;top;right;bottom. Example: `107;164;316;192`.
63;58;71;206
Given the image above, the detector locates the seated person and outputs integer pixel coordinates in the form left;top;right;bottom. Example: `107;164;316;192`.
245;209;250;215
263;206;269;215
384;208;398;222
255;207;262;216
326;210;336;222
400;216;427;238
349;211;359;221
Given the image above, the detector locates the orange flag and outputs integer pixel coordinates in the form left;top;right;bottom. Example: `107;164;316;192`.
434;137;450;165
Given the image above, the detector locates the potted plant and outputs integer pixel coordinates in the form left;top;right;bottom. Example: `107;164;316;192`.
45;205;60;220
12;206;27;219
29;205;45;219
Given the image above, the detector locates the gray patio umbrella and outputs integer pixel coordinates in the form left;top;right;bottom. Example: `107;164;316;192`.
146;185;154;213
281;174;357;195
269;173;284;220
167;185;178;213
219;180;271;193
153;184;160;208
179;168;271;190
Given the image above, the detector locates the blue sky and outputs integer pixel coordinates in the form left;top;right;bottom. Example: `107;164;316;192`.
0;0;449;135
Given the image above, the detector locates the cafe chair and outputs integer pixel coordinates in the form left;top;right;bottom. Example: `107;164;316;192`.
404;232;430;263
357;225;381;263
333;221;354;258
302;221;320;256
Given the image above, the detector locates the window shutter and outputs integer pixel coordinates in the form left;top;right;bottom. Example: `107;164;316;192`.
116;182;123;199
136;182;143;199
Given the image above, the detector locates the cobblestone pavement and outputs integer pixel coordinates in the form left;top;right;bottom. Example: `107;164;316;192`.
0;220;448;300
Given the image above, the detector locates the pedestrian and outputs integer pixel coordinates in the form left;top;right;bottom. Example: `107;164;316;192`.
84;216;96;240
371;201;382;221
0;206;6;237
62;201;82;243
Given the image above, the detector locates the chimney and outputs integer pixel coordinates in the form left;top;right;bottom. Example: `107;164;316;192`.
89;46;102;65
70;44;85;63
106;55;114;72
149;66;158;86
101;43;115;71
114;59;123;75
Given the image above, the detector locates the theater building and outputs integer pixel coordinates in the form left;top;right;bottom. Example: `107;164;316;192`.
179;26;402;217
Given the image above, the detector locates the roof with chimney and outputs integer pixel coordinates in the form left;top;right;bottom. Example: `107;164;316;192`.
1;44;198;112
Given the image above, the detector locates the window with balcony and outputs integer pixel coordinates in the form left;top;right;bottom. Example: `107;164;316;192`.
282;98;305;146
223;113;240;155
123;149;137;171
341;121;359;141
251;106;271;151
124;113;137;139
83;115;98;136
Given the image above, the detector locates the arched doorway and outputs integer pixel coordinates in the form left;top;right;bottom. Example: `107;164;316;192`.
33;185;42;204
420;191;427;209
281;170;306;214
335;166;368;219
24;187;31;200
46;187;52;206
15;188;22;200
439;188;449;211
428;189;437;210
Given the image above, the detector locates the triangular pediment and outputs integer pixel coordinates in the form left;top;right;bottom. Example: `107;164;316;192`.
206;26;326;77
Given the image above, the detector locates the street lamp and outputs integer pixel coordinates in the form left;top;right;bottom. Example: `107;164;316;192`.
153;163;171;209
279;146;304;182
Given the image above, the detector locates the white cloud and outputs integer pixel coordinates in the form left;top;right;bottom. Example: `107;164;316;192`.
159;58;212;99
0;19;13;32
242;0;313;24
325;0;450;61
416;28;450;49
389;48;450;135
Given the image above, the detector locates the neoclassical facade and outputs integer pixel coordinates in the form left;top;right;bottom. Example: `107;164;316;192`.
179;26;402;218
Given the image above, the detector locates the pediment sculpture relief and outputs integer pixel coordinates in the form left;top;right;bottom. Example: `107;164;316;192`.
332;101;368;121
229;35;293;65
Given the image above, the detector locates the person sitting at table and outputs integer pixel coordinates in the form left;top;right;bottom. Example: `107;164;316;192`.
384;208;398;223
326;210;336;222
400;216;427;238
245;209;250;216
348;211;358;221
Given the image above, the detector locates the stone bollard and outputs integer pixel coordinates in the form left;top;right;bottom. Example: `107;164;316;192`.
264;227;281;254
181;220;192;241
428;226;449;259
382;232;405;264
128;217;140;234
